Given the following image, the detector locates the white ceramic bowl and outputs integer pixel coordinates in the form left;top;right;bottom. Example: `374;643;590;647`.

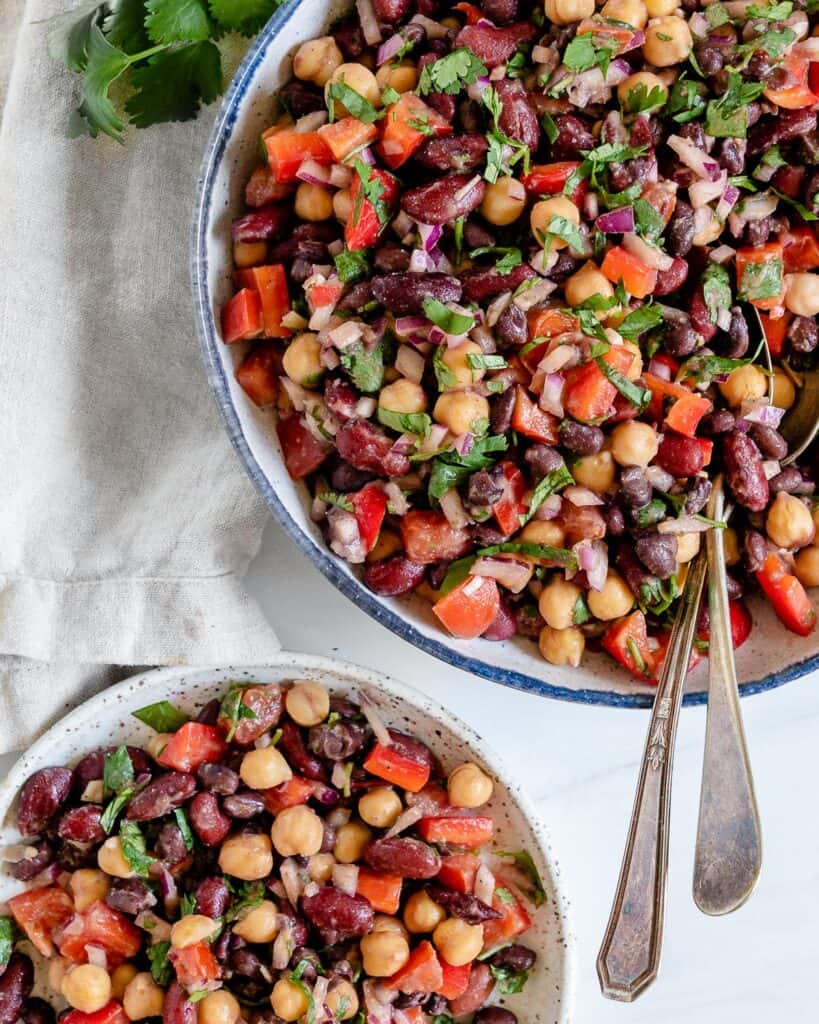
0;657;574;1022
191;0;819;708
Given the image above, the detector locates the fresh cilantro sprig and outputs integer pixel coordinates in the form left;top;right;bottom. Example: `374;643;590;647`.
423;297;475;336
418;46;487;95
563;32;618;76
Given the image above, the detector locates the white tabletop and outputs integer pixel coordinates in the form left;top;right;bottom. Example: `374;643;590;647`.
3;518;817;1022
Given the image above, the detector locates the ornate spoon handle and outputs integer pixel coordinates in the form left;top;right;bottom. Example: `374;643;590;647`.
597;551;707;1002
692;476;762;915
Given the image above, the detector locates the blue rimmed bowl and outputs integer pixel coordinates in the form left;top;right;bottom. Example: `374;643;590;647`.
191;0;819;708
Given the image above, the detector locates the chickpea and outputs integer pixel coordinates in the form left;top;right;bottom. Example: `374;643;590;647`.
368;529;402;562
145;732;173;760
564;262;614;310
233;900;279;943
171;914;218;949
433;391;490;435
588;570;635;620
326;981;359;1020
240;746;292;790
375;61;418;94
766;492;816;550
111;964;138;1001
271;805;325;857
282;333;323;388
326;63;381;118
785;273;819;316
480;175;527;226
795;546;819;587
618;72;667;109
199;991;241;1024
610;421;659;468
295;183;334;222
359;787;403;828
772;367;796;410
333;188;353;223
723;527;740;567
98;836;136;879
530;196;580;249
539;577;583;630
538;625;585;666
572;450;616;492
48;958;69;995
433;918;484;967
602;0;648;27
439;340;486;389
271;979;310;1023
123;973;165;1021
718;364;768;408
308;852;336;883
360;930;411;977
233;240;268;269
645;0;678;13
372;914;409;937
378;377;429;414
404;890;447;934
448;763;494;809
543;0;595;24
334;821;372;863
286;680;330;727
70;868;110;912
218;833;274;880
520;519;566;547
675;531;701;564
813;506;819;536
62;965;112;1014
643;16;693;66
293;37;343;88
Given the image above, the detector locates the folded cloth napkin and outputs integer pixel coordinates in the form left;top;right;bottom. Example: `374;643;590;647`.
0;0;282;753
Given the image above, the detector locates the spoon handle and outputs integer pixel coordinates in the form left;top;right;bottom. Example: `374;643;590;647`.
693;477;762;915
597;551;707;1002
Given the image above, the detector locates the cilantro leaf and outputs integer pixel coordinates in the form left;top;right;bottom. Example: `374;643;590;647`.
377;409;432;436
666;77;706;124
319;491;354;512
623;82;667;113
423;297;475;335
497;849;548;906
541;111;559;143
174;808;195;851
334;248;370;284
540;214;584;254
733;26;796;65
119;820;155;876
595;356;651;409
633;198;664;240
470;246;523;275
466;353;508;374
519;464;574;526
706;2;730;26
616;304;663;339
326;79;384;124
104;746;135;797
100;787;135;834
226;881;266;922
218;684;259;743
705;73;765;138
417;47;487;95
679;351;757;386
351;159;387;229
563;33;618;75
481;88;531;183
103;0;150;54
772;188;818;222
125;41;222;128
0;918;16;971
132;700;190;733
737;255;783;302
572;593;591;625
701;262;732;325
490;964;531;995
747;0;793;17
339;339;387;394
145;0;211;42
148;941;173;986
433;345;458;391
428;435;508;502
439;556;477;597
478;541;576;570
755;145;787;177
44;0;103;72
208;0;281;34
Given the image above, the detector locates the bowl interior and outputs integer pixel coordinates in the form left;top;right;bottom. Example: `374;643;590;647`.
192;0;819;707
0;657;573;1022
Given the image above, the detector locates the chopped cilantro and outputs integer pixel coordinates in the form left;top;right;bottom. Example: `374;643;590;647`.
565;141;649;194
439;556;477;597
351;159;387;229
617;304;664;338
148;940;172;986
407;114;436;136
380;86;400;106
377;409;432;436
572;593;591;625
563;32;618;75
423;297;475;335
482;87;531;183
701;262;733;325
0;918;16;971
638;573;680;615
319;491;355;513
541;110;559;143
705;73;765;138
706;2;731;26
174;808;194;852
466;353;509;374
595;356;651;409
218;684;258;744
755;145;787;177
747;0;793;17
737;255;783;302
103;745;135;797
634;499;667;528
417;46;487;95
623;82;667;113
226;881;266;922
326;79;384;124
772;189;818;222
519;464;574;526
469;246;523;275
478;542;576;570
490;963;531;995
334;248;369;284
132;700;189;733
433;345;458;391
428;435;509;502
733;26;796;66
666;77;707;124
339;338;388;394
633;198;665;240
100;787;134;834
119;820;155;877
497;849;548;906
540;214;585;254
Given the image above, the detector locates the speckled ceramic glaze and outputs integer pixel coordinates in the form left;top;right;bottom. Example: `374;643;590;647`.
0;657;574;1021
191;0;819;708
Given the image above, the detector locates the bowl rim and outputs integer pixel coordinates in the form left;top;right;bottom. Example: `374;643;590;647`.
0;656;576;1023
191;0;819;710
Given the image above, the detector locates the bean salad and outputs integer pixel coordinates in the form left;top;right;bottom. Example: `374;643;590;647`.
220;0;819;681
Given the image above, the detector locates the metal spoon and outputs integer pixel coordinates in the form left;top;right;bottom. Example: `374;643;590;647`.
778;361;819;465
597;551;707;1002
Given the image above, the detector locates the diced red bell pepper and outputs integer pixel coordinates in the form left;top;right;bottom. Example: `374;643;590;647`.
236;342;283;407
759;311;792;359
764;53;819;109
350;484;388;554
276;413;330;480
433;576;501;640
59;901;142;966
437;853;480;894
695;436;713;467
602;611;656;682
757;553;817;637
436;960;472;1000
345;167;400;251
697;599;753;650
783;226;819;273
664;392;713;438
400;510;471;564
319;117;379;162
265;131;333;183
385;941;444;993
170;941;220;988
306;276;345;316
735;243;786;311
650;631;703;683
158;723;228;774
417;816;494;848
262;775;314;815
511;386;559;443
526;307;578;345
522;162;587;205
454;1;482;22
481;883;532;952
221;288;263;344
563;344;634;423
61;1003;129;1024
234;264;291;338
575;17;637;55
364;741;431;793
601;246;657;298
642;370;691;402
378;93;452;169
8;885;74;957
492;462;527;536
356;869;403;914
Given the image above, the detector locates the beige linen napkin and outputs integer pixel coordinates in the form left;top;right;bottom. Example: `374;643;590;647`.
0;1;281;752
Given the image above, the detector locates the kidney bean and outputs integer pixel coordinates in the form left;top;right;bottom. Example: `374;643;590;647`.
156;822;188;864
769;467;804;494
463;219;495;249
197;763;239;797
371;272;462;315
221;791;266;819
335;419;411;478
619;467;652;509
475;1010;517;1024
467;467;505;508
21;999;55;1024
494;79;540;150
426;884;503;924
231;948;266;980
743;529;768;574
635;532;678;579
332;16;365;57
616;546;658;599
401;174;486;225
749;107;817;155
269;222;338;265
224;684;284;747
0;955;33;1024
719;306;750;359
8;839;53;882
665;199;695;258
308;721;367;762
365;837;441;878
191;877;230;919
496;304;527;351
462;263;536;304
415;134;489;174
559;503;606;544
106;878;157;916
373;242;411;274
273;721;322;782
656;432;708;478
455;22;535;66
164;982;197;1024
231;204;290;244
373;0;409;20
482;0;519;21
56;840;95;871
689;288;717;342
329;462;374;493
337;282;374;314
660;315;696;359
279;80;324;118
449;962;495;1016
685;476;712;515
700;409;735;436
525;444;564;481
302;888;374;936
363;556;427;597
549;113;595;159
788;315;819;354
57;805;104;844
653;257;688;297
244;168;290;211
126;773;196;821
324;379;358;421
482;599;518;641
491;943;537;972
513;601;545;638
746;423;787;461
17;767;74;836
723;432;769;512
188;792;231;846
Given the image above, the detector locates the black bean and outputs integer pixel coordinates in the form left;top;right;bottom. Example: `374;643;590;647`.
467;467;504;507
720;306;750;359
700;409;735;436
490;387;516;435
663;314;698;358
222;792;266;819
747;423;788;461
559;421;604;455
196;763;239;796
279;80;324;118
619;467;652;509
195;699;220;725
106;879;157;916
373;243;410;274
743;529;768;574
490;944;537;972
605;504;626;536
788;315;818;354
21;999;55;1024
769;467;804;493
685;477;712;515
156;822;188;865
525;444;564;481
308;721;366;761
718;138;746;175
635;533;678;580
665;200;695;258
496;304;527;350
695;41;724;75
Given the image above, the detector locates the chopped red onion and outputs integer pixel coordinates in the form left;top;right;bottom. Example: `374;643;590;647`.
296;158;332;186
471;556;533;594
539;372;565;418
486;290;513;326
529;246;559;277
623;232;674;270
359;691;392;747
332;863;359;896
440;488;470;530
474;860;496;904
596;206;635;234
668;134;721;180
328;321;363;350
694;205;715;237
453;432;475;456
395;344;425;384
564;485;604;507
409;248;436;273
576;539;608;592
762;459;782;480
540;343;579;374
418;423;448;452
689;10;708;36
466;75;491;101
273;919;294;970
384;806;425;839
294;111;328;134
645;465;675;492
584;191;599;221
535;493;563;520
356;146;376;166
710;243;736;264
689;170;728;208
568;67;613;107
280;858;305;908
85;946;108;970
742;191;779;222
280;377;312;412
356;0;382;44
657;516;713;534
363;981;395;1024
620;28;645;52
377;32;405;66
329;164;352;189
647;356;672;381
739;399;785;427
327;805;352;828
312;977;330;1022
417;221;443;252
392;209;415;240
382;481;409;515
716;306;733;331
715;183;740;221
390;433;416;457
409;12;449;38
513;277;557;311
394;315;432;338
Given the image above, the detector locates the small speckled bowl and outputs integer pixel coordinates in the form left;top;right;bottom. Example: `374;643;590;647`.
0;656;575;1022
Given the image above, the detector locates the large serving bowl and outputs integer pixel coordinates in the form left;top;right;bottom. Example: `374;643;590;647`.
0;657;574;1022
192;0;819;707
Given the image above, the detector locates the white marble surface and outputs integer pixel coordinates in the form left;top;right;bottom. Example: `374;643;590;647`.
3;517;817;1021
